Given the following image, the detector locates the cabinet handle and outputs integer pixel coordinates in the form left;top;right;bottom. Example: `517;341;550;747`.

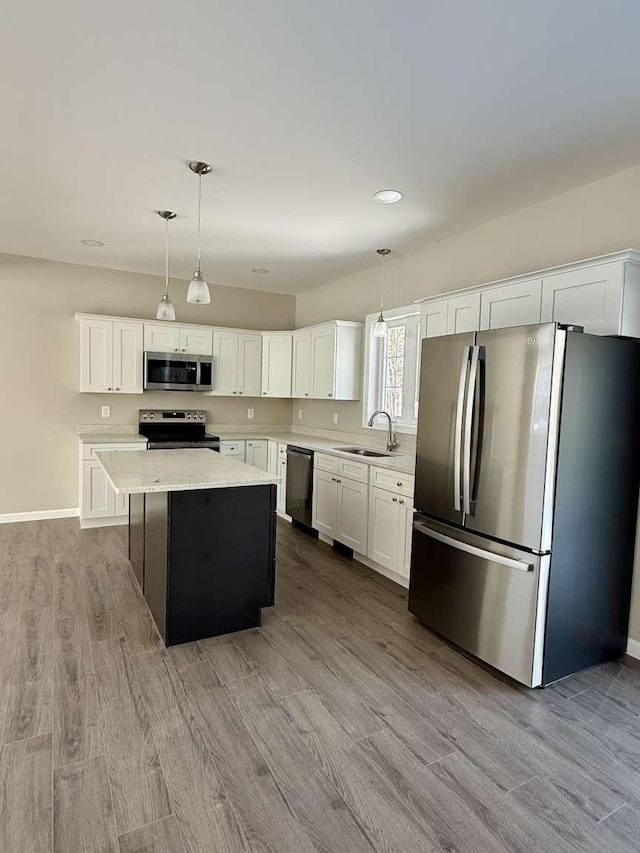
239;391;243;395
328;393;333;397
336;479;342;484
107;387;112;391
399;499;405;505
115;387;120;391
263;392;267;395
397;481;403;487
304;392;309;396
232;391;236;395
392;497;398;502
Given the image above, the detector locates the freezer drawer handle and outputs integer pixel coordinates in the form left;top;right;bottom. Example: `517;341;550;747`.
413;522;533;573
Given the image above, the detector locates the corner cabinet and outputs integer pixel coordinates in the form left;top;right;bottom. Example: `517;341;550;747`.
261;333;293;398
78;316;144;393
292;321;364;400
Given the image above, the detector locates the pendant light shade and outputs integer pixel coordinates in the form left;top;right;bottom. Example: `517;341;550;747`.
374;248;391;339
156;211;176;321
187;161;212;305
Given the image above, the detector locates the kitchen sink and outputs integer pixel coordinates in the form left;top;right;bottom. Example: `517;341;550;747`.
334;447;394;457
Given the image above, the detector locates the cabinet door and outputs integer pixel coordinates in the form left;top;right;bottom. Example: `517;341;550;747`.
261;334;293;397
144;323;181;353
480;279;542;331
237;333;262;397
267;441;278;475
211;330;239;395
336;477;368;552
400;502;413;580
310;325;337;398
246;440;268;471
540;263;624;335
180;327;213;355
81;461;116;518
115;491;129;517
80;318;113;393
112;321;144;394
219;440;245;457
292;329;312;398
367;486;403;570
446;292;481;334
277;458;288;515
420;300;449;338
312;469;337;536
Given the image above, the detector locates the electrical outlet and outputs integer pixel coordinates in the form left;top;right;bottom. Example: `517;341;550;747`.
298;409;303;420
333;411;339;425
101;405;111;418
247;408;255;420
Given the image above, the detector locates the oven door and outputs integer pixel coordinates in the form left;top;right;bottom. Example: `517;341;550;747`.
144;352;213;391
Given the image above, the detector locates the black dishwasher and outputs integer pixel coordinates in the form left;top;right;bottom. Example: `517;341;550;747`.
286;446;314;527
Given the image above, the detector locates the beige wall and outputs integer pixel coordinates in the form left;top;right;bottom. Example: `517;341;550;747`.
0;253;295;515
294;160;640;643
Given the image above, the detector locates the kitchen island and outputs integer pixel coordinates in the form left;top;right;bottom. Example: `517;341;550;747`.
96;448;278;645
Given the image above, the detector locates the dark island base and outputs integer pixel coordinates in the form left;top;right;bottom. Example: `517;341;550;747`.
129;484;276;646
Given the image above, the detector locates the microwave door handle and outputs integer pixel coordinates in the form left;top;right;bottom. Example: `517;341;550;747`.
196;359;201;387
463;345;480;515
454;346;470;512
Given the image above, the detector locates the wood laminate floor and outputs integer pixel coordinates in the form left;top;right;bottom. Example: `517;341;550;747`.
2;518;640;852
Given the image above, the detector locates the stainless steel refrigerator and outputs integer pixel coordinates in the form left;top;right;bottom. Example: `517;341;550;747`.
409;322;640;687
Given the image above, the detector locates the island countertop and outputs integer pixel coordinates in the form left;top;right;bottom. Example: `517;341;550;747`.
96;448;280;495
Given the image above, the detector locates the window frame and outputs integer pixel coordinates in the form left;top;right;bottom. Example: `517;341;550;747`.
362;305;421;435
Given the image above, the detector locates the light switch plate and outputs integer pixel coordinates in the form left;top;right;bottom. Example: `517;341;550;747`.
101;405;111;418
333;411;339;425
247;408;255;419
298;409;303;420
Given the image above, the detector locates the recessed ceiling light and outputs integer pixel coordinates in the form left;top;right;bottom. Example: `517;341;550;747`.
81;239;105;247
373;190;403;204
251;268;269;274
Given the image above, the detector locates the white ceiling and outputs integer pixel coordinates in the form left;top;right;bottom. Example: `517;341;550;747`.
2;0;640;294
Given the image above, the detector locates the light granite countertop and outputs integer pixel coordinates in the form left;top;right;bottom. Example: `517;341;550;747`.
218;431;416;475
79;434;148;445
96;449;279;495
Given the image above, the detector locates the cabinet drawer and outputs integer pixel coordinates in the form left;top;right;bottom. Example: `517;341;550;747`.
278;442;288;457
220;441;245;456
82;443;145;461
337;458;368;483
315;453;339;473
370;466;415;498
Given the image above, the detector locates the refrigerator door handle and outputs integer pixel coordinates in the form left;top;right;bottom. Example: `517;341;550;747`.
463;345;480;515
453;346;470;511
413;521;534;573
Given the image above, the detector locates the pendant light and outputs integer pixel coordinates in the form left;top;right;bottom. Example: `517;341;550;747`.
187;160;212;304
373;248;391;338
156;211;177;321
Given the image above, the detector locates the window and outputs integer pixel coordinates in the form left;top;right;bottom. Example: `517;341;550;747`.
363;307;421;433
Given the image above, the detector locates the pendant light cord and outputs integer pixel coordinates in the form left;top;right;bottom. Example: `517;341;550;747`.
196;172;202;272
164;216;170;297
380;251;386;313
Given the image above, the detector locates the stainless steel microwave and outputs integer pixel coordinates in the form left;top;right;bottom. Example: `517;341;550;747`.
144;352;213;392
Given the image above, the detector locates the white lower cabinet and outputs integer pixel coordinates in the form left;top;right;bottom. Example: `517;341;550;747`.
367;486;412;581
312;468;368;551
245;439;268;470
79;443;143;528
277;457;288;516
219;440;245;458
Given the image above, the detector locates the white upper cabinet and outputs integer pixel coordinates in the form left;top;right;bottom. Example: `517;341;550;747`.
79;316;143;394
144;323;181;353
210;329;238;395
112;321;144;393
420;299;448;338
480;278;542;330
237;333;262;396
292;329;312;397
144;323;212;355
293;321;362;400
261;333;293;397
209;329;261;396
446;292;481;334
179;326;213;355
540;261;636;336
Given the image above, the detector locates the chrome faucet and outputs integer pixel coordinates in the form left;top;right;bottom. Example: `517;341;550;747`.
368;410;398;452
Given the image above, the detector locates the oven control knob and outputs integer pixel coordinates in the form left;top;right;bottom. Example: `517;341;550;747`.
187;413;192;419
149;414;155;419
199;412;204;419
142;414;148;419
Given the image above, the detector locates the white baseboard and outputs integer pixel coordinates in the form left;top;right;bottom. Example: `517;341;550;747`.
79;516;128;529
626;638;640;660
0;508;79;525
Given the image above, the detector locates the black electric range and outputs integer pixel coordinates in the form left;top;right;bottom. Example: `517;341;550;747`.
139;409;220;451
